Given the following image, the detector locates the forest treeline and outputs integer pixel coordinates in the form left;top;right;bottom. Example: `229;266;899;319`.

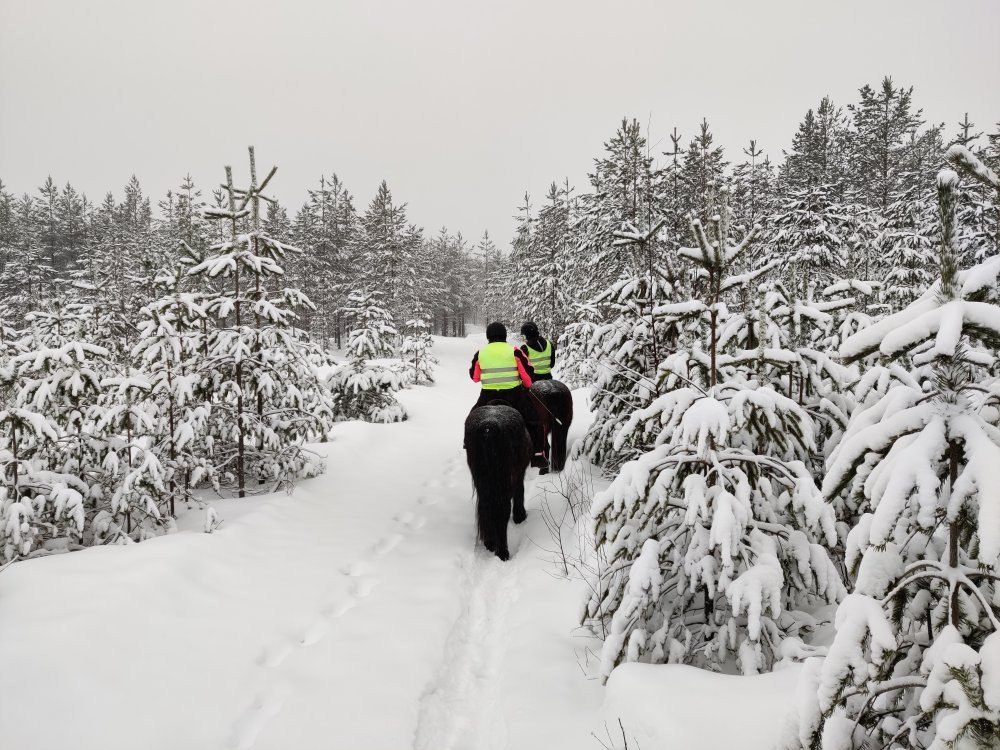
0;166;483;342
492;77;1000;749
2;72;1000;748
0;148;476;560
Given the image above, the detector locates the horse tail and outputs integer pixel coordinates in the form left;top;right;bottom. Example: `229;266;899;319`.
468;420;512;560
549;388;574;472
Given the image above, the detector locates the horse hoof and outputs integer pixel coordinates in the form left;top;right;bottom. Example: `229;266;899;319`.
496;549;510;561
513;510;526;524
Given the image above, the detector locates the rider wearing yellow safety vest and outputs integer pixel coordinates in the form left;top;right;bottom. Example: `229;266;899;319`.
469;322;548;470
519;321;555;381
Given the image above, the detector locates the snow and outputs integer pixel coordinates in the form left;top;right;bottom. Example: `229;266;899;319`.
0;333;823;749
602;662;802;750
0;334;608;749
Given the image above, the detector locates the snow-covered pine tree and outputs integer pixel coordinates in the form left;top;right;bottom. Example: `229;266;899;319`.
878;184;938;309
583;187;844;681
359;180;412;323
571;119;692;469
780;97;852;198
681;119;729;220
0;301;109;557
189;149;333;497
574;119;664;300
98;371;166;538
290;174;359;346
0;398;77;561
576;216;680;471
948;117;997;267
730;140;776;238
34;177;64;297
790;166;1000;750
772;185;848;296
0;179;16;264
512;181;574;338
78;187;149;359
132;270;214;515
725;276;859;477
326;290;406;423
0;193;44;325
848;77;925;216
476;230;500;325
947;141;1000;259
555;301;601;388
420;227;469;337
400;304;437;386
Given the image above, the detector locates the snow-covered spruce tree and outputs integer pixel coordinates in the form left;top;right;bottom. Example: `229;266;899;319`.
326;290;406;424
788;169;1000;750
189;149;333;497
583;191;844;681
400;306;437;386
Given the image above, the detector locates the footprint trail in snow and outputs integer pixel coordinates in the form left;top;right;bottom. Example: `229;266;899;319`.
413;540;523;750
232;467;438;749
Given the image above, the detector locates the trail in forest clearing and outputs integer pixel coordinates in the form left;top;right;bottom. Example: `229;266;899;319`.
0;333;605;750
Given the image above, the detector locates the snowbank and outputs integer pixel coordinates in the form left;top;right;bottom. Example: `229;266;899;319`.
601;662;802;750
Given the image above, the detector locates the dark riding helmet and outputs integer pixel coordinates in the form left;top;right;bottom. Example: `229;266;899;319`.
520;321;539;338
486;321;507;342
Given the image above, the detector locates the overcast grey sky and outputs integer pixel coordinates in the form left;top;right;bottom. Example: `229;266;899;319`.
1;0;998;246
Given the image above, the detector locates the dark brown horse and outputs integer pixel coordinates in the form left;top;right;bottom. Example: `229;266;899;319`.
464;403;532;560
529;379;573;472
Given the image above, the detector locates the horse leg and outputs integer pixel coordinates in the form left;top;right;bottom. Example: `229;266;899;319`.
496;488;512;559
512;478;526;524
512;426;529;524
550;421;568;472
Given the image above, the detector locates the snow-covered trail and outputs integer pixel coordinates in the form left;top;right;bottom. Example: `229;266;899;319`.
0;334;603;750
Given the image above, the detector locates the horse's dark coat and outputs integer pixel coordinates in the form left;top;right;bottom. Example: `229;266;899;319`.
530;379;574;472
464;404;532;561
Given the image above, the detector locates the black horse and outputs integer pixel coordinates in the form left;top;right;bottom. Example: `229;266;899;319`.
530;379;574;472
464;402;532;561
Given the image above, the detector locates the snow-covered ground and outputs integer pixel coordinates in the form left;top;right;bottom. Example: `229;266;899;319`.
0;333;798;749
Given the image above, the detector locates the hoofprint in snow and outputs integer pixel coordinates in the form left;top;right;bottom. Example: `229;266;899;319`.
0;333;798;749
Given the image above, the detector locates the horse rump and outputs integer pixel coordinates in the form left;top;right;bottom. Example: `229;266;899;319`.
464;403;531;561
530;379;574;472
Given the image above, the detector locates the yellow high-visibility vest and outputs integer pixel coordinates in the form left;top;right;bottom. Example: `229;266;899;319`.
525;339;552;375
478;342;522;390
